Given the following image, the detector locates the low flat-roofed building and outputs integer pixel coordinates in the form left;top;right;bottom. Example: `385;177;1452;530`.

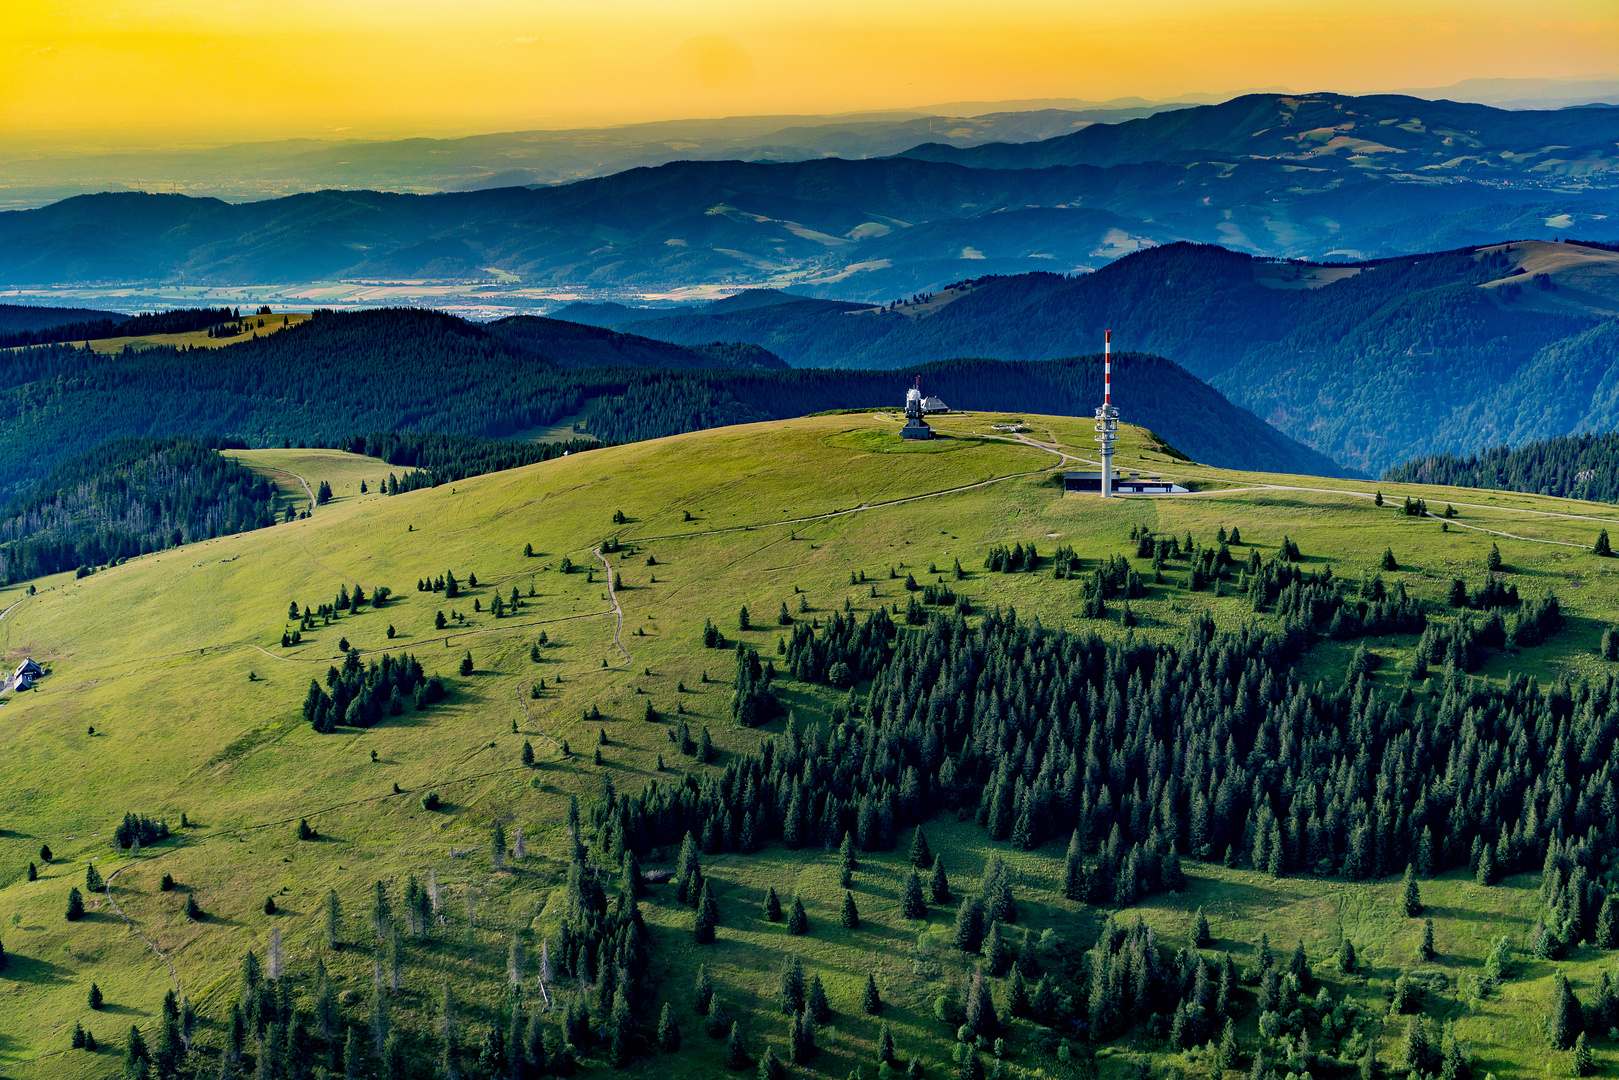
1064;470;1188;495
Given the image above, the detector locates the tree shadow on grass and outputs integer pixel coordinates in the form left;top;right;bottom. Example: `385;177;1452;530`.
190;913;244;929
854;878;902;903
1423;903;1533;930
0;951;76;987
605;761;660;781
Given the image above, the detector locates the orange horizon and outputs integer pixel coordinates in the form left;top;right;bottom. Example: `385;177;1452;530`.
1;0;1615;146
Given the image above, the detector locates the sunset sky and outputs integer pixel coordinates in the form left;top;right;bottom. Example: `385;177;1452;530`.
2;0;1616;145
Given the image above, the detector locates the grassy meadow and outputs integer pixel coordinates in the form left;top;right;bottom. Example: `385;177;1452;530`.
70;313;311;355
1;410;1618;1077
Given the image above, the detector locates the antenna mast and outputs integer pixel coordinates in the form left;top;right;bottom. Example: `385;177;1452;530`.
1094;330;1119;498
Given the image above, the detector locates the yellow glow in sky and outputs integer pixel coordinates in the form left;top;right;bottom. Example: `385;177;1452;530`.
1;0;1615;145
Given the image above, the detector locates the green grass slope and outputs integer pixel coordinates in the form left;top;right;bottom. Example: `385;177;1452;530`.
1;411;1618;1078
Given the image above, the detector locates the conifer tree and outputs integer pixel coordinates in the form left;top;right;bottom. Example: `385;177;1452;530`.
930;857;951;904
1194;906;1212;947
383;1031;407;1080
1574;1031;1593;1076
787;896;809;935
979;854;1014;922
1031;976;1058;1026
1170;1002;1190;1050
725;1021;748;1069
85;863;103;892
954;898;983;953
621;848;644;898
1403;864;1423;916
1417;918;1436;962
1475;842;1496;886
1598;530;1613;557
877;1020;896;1063
695;881;720;943
1007;969;1029;1018
763;885;782;922
1403;1016;1430;1072
344;1026;364;1079
657;1003;680;1052
806;974;832;1023
65;886;85;920
675;830;700;904
89;982;103;1009
779;959;805;1014
963;967;997;1039
123;1024;150;1079
984;920;1010;976
909;827;932;869
1063;830;1085;901
1217;1018;1239;1071
863;971;883;1014
901;869;928;919
758;1046;784;1080
1337;938;1357;972
839;831;857;887
1547;972;1583;1050
841;890;860;929
1597;895;1619;948
685;962;713;1016
791;1008;817;1064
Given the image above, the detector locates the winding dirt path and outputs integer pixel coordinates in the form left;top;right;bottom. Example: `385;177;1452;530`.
594;546;631;667
257;464;316;508
516;688;563;750
102;862;185;1030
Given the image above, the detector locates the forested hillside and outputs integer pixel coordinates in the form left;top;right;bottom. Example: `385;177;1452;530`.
617;241;1619;474
0;306;1342;496
1384;430;1619;502
332;431;603;485
0;436;277;583
0;302;123;336
483;315;787;370
0;430;606;584
0;306;237;348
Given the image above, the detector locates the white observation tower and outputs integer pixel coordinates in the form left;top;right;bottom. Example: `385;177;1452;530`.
1094;330;1120;497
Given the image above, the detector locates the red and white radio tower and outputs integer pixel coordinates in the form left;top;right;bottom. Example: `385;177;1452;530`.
1094;330;1120;497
